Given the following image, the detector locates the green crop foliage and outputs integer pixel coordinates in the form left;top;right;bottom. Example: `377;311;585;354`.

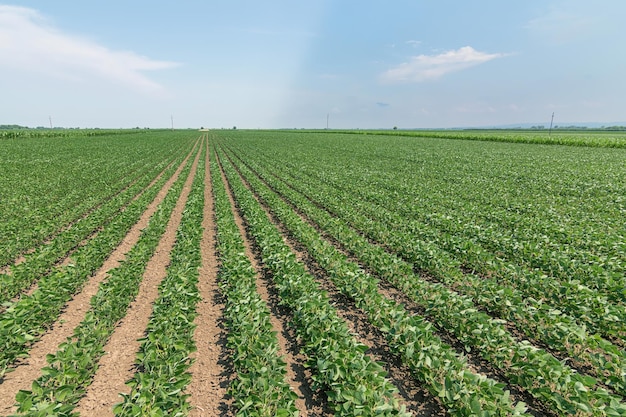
115;144;206;416
217;145;410;416
11;139;199;416
2;128;624;416
209;129;626;416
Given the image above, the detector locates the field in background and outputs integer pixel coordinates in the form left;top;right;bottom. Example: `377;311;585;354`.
0;128;625;416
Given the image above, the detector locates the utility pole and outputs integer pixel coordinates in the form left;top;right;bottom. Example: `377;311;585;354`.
49;116;53;129
549;112;554;137
171;115;174;131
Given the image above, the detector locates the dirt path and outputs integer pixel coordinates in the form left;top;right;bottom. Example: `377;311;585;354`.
73;141;202;417
187;142;231;416
0;144;198;416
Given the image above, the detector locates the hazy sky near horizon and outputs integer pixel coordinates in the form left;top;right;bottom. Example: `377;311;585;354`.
1;1;625;129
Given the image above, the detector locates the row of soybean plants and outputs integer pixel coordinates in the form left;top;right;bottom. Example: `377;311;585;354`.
0;130;196;268
318;134;625;310
204;146;297;416
0;139;197;379
247;130;626;301
0;145;180;306
114;143;207;416
0;129;157;140
217;135;626;415
226;136;626;392
249;129;625;288
221;143;626;416
12;139;200;416
231;138;626;392
220;147;530;416
221;132;626;345
215;146;411;416
280;134;625;347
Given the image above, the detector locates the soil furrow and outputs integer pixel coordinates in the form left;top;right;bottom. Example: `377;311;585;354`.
0;144;198;416
187;140;231;416
74;141;202;417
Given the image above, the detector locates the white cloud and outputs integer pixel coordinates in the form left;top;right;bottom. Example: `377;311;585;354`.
406;40;422;48
380;46;506;83
0;5;180;93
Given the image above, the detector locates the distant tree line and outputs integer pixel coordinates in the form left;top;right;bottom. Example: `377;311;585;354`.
531;125;626;131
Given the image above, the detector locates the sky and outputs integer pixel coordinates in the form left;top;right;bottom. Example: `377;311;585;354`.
1;1;625;129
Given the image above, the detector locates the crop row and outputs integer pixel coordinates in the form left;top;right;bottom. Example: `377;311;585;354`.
114;142;206;416
316;133;617;289
0;131;195;267
228;137;626;347
278;153;626;346
334;153;623;312
222;148;530;416
216;146;410;416
321;129;626;148
0;156;176;306
0;129;157;140
330;167;626;308
226;130;624;294
219;141;626;415
234;144;626;394
0;143;191;379
207;146;298;416
12;139;199;415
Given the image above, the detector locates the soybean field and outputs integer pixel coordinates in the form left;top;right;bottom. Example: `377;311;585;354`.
0;128;625;416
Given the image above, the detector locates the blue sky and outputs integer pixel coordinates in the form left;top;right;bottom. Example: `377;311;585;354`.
1;1;625;129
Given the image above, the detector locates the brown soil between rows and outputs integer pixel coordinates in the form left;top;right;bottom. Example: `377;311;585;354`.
0;256;26;275
74;140;202;417
0;144;198;416
187;141;231;416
